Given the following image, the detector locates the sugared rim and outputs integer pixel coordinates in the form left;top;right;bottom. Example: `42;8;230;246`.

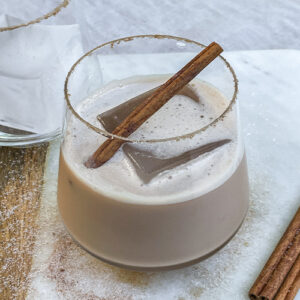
0;0;69;32
64;34;238;143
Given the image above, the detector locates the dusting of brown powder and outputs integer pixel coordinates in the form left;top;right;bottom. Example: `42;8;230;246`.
47;232;152;300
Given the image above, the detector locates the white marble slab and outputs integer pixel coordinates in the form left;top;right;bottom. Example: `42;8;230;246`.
26;50;300;300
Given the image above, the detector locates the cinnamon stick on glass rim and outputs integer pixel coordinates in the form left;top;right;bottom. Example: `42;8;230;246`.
85;42;223;168
249;207;300;300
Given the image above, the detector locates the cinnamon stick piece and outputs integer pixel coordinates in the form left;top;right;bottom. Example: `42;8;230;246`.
85;42;223;168
275;255;300;300
284;272;300;300
249;207;300;300
261;233;300;299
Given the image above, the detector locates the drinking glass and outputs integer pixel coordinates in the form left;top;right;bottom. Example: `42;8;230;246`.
0;0;70;145
58;35;249;270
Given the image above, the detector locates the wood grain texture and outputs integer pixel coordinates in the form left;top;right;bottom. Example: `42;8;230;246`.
0;144;48;300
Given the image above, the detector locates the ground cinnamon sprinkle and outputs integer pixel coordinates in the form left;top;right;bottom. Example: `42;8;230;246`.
47;233;152;300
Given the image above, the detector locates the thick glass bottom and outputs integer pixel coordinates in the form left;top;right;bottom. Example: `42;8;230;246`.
64;215;246;272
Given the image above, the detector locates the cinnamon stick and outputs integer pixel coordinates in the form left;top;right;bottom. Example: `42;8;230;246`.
249;207;300;300
261;233;300;299
284;272;300;300
275;255;300;300
85;42;223;168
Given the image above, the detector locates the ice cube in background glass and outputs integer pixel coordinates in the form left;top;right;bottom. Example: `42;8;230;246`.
0;23;63;136
0;75;42;134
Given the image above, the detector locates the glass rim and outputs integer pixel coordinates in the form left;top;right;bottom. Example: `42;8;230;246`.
0;129;61;146
64;34;238;143
0;0;69;32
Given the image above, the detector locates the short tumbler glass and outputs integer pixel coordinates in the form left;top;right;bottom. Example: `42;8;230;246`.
58;35;249;270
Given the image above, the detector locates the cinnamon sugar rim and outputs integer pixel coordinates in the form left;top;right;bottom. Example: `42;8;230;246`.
0;0;69;32
64;34;238;143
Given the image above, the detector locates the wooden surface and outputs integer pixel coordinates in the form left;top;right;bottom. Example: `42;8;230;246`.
0;144;49;300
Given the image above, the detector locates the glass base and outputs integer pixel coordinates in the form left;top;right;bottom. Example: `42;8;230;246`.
0;128;61;146
66;216;246;272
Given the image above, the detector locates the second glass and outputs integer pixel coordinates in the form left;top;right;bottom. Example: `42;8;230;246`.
0;0;75;146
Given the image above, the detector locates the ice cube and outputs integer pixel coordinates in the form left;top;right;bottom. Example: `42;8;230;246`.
97;84;199;133
97;86;230;183
123;140;231;183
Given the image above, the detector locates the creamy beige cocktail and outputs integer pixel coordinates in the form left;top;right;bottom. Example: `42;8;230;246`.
58;68;249;270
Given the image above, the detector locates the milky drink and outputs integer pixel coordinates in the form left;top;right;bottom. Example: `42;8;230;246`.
57;75;249;270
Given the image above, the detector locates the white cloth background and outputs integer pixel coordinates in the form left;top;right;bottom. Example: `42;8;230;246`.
1;0;300;51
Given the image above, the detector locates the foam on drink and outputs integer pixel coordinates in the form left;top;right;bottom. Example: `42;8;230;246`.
62;75;243;204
